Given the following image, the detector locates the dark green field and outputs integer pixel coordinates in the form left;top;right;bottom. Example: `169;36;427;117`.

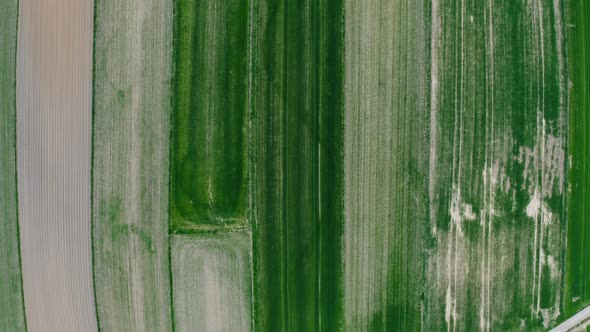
565;0;590;321
171;0;250;231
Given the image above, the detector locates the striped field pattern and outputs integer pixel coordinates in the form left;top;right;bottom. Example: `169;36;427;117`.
0;0;589;331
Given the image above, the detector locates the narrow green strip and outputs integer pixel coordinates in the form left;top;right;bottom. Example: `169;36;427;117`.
343;0;430;329
565;0;590;319
0;0;26;329
253;0;344;330
92;0;173;330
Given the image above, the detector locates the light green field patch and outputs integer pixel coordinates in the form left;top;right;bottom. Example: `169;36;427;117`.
343;0;430;330
171;231;253;332
92;0;173;330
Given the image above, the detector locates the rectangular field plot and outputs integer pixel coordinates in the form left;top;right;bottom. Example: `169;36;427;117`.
171;231;253;331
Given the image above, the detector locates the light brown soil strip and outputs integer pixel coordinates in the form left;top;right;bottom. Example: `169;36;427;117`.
16;0;97;330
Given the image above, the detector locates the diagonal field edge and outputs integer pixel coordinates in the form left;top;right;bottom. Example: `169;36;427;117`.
550;306;590;331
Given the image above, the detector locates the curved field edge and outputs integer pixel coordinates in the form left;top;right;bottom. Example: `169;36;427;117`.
0;0;26;329
91;0;173;330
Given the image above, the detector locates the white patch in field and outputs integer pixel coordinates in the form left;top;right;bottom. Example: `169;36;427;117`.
480;307;488;331
517;130;565;198
541;308;561;329
504;177;511;193
526;193;541;219
541;203;554;226
543;134;566;196
450;186;477;234
445;285;454;328
546;254;559;279
463;204;477;221
450;190;463;225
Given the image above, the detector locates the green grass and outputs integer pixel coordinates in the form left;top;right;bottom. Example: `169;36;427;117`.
565;0;590;319
252;0;344;330
0;0;26;329
170;0;251;231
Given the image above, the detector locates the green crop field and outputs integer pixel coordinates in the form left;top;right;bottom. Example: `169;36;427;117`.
0;0;588;331
566;0;590;322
